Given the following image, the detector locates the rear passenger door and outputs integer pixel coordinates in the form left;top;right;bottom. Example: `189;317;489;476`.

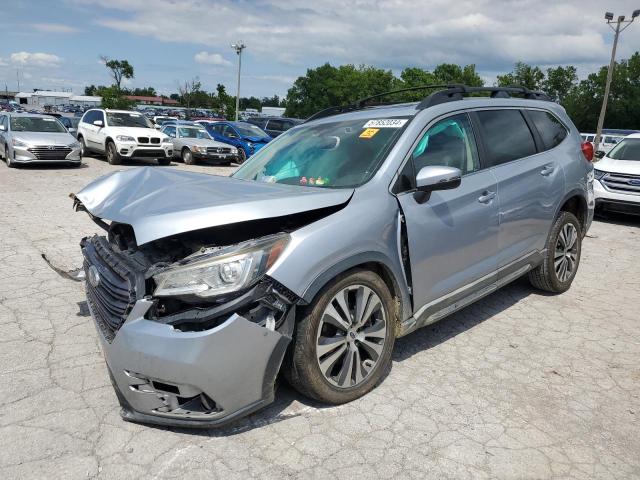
473;109;565;271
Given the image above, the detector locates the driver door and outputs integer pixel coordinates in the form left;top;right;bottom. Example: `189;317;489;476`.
396;113;500;321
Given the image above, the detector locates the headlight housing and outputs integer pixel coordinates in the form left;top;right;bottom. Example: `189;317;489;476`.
12;138;28;147
69;140;81;149
153;234;289;298
593;168;607;180
193;145;207;153
162;136;172;143
116;135;136;142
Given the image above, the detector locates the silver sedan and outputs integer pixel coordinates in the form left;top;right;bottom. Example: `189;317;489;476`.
161;124;238;165
0;113;81;167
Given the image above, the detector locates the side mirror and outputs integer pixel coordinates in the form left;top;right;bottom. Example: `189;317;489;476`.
155;124;162;129
414;166;462;203
594;150;605;159
0;125;5;131
93;120;103;127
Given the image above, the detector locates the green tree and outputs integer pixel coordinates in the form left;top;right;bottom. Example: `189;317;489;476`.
497;62;545;90
100;57;134;91
97;86;134;109
128;86;157;97
285;63;395;118
542;66;578;103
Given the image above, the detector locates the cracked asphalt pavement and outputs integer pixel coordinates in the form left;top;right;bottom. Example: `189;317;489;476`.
1;156;639;479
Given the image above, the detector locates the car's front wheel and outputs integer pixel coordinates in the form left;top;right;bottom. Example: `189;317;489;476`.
236;148;247;165
286;269;396;404
79;136;87;158
528;211;582;293
157;157;171;166
181;148;195;165
5;145;14;168
106;141;122;165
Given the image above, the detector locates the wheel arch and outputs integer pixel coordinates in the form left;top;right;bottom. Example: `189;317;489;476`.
556;189;588;233
300;252;410;334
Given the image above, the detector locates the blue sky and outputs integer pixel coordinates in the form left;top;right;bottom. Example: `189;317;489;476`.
2;0;639;98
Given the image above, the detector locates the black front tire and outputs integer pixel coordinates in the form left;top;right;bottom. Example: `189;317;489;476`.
106;141;122;165
181;148;195;165
79;136;87;158
285;269;396;404
528;211;582;293
236;148;247;165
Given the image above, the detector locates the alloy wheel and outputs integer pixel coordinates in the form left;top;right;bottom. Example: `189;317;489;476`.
554;223;578;282
315;285;387;389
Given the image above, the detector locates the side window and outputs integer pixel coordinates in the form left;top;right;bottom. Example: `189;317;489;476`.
587;135;595;142
528;110;567;150
410;113;480;175
96;111;105;125
268;119;285;131
82;111;95;124
223;125;237;137
476;110;537;166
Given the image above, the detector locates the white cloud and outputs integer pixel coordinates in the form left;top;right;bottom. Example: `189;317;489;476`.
9;52;62;67
28;23;80;33
194;51;232;66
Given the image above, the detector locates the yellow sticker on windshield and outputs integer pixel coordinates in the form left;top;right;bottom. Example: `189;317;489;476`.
360;128;379;139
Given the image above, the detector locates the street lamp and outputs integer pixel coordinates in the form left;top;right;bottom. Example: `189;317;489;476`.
231;42;246;121
593;10;638;152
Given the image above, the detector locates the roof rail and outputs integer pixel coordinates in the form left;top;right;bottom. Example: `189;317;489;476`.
305;84;552;123
416;84;551;109
305;85;450;123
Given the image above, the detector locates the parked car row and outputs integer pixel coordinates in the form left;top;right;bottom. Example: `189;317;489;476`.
0;107;290;168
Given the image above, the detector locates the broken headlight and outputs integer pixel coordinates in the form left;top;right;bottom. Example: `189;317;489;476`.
153;234;289;298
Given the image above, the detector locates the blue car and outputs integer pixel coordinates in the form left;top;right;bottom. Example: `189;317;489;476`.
202;121;271;163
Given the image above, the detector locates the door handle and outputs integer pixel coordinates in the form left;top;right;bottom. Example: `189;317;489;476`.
541;165;555;176
478;190;496;204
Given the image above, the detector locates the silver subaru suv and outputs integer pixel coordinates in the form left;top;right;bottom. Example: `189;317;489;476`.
74;85;595;428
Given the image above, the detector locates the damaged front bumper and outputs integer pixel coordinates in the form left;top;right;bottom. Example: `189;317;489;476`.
81;235;295;428
100;301;293;428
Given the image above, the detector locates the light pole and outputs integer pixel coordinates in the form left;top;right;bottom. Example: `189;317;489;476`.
231;42;246;121
593;9;639;152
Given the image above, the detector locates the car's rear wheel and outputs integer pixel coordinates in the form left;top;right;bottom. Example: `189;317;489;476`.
181;148;195;165
285;269;395;404
529;211;582;293
106;141;122;165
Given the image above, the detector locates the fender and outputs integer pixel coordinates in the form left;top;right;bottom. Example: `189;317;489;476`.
301;250;413;324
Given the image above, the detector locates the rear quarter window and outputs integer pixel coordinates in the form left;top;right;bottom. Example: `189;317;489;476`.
527;110;568;150
475;109;537;166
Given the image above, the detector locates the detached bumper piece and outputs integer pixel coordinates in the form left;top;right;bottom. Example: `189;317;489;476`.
81;235;297;428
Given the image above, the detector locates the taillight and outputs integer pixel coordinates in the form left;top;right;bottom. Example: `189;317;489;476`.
581;141;594;162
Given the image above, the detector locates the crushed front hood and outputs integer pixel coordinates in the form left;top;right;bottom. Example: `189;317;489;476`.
75;167;353;245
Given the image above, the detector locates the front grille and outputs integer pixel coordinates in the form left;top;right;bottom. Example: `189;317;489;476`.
602;172;640;194
82;237;138;343
206;147;232;154
131;148;166;158
28;146;72;160
137;137;161;144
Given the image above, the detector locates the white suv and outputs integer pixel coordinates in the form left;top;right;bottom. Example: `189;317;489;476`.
593;133;640;216
77;109;173;165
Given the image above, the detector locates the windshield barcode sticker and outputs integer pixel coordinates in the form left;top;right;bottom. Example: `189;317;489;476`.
363;119;407;128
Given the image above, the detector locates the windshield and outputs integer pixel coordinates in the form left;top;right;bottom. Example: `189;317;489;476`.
232;117;409;188
10;116;67;133
179;127;211;139
234;123;269;138
608;138;640;161
107;112;153;128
